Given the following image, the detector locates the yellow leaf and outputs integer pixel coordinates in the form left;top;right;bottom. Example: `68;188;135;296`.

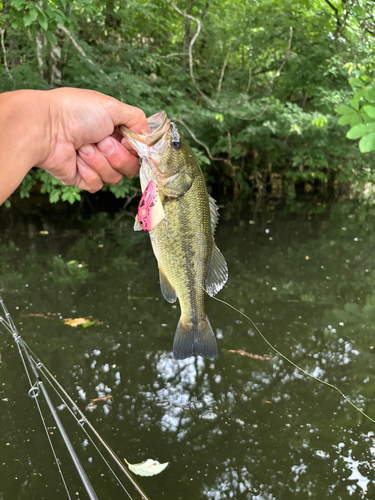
64;317;92;327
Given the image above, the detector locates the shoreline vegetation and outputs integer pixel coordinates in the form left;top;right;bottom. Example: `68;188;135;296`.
1;0;375;209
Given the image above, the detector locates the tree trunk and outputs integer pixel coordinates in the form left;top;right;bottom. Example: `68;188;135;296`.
35;30;45;79
50;27;64;86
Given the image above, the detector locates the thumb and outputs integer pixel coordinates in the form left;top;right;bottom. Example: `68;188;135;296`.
103;98;150;135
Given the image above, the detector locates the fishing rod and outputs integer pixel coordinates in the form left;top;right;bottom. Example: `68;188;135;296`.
0;295;150;500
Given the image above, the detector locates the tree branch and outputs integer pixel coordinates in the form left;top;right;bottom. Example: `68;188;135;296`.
57;24;112;82
217;40;232;97
244;66;252;94
163;0;215;107
174;118;229;162
164;1;292;122
324;0;338;16
268;26;293;86
158;52;185;58
228;101;270;121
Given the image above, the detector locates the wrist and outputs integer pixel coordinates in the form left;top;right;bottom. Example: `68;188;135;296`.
0;89;52;166
0;89;52;204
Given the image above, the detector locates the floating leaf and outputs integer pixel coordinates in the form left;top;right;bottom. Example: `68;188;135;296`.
228;349;271;361
124;459;169;477
82;320;96;328
85;403;97;411
92;395;113;402
64;317;95;328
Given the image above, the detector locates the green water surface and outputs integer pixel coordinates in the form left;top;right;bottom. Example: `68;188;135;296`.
1;201;375;500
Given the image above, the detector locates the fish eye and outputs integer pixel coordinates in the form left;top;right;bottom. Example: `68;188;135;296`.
172;139;182;151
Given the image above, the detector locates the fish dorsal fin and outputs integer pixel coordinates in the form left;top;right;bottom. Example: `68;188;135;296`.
205;243;228;297
209;195;219;234
159;268;177;303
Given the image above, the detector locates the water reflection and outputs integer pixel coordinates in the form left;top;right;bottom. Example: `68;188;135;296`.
1;202;375;498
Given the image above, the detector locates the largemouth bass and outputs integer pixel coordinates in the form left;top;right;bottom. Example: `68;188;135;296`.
120;112;228;360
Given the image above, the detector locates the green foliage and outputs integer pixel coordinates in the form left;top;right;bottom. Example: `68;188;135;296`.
2;0;375;204
337;74;375;153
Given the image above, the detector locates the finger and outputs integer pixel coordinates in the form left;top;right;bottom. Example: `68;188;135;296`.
78;141;124;185
96;136;140;178
76;156;104;193
104;99;150;135
120;136;139;157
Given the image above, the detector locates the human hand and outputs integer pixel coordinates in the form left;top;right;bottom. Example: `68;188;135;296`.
39;88;149;193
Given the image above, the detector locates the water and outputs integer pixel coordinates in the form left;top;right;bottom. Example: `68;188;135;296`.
1;201;375;499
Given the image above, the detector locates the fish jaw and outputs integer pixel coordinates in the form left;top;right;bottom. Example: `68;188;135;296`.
121;111;186;186
120;111;170;154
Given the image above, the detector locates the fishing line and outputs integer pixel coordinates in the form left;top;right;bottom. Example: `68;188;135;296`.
0;301;73;499
0;296;150;500
24;343;145;500
207;292;375;425
15;341;73;500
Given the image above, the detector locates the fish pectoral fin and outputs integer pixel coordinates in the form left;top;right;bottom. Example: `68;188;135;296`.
205;244;228;297
159;269;177;303
134;214;142;231
159;171;193;198
173;316;218;360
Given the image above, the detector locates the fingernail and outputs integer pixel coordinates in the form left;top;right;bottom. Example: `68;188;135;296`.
98;137;116;156
79;144;95;157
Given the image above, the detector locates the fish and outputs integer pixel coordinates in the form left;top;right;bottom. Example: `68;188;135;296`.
120;111;228;360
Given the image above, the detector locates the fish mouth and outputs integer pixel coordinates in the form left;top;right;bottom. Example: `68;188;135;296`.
120;111;171;156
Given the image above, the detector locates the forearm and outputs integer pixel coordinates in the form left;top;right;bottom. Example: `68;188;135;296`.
0;90;51;205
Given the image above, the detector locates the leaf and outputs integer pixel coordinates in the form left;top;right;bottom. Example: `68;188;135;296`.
64;317;95;327
344;303;361;315
124;459;169;477
46;31;57;45
338;114;362;126
92;395;113;402
365;87;375;102
359;132;375;153
349;77;364;88
354;88;366;101
350;99;359;111
346;123;375;140
353;5;366;18
336;105;356;116
37;10;48;31
363;106;375;119
49;190;61;203
82;321;96;328
228;350;271;361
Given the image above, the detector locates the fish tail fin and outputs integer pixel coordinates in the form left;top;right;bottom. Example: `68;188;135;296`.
173;316;218;360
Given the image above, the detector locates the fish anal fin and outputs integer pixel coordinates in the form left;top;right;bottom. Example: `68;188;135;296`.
159;269;177;303
205;244;228;297
173;316;218;360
